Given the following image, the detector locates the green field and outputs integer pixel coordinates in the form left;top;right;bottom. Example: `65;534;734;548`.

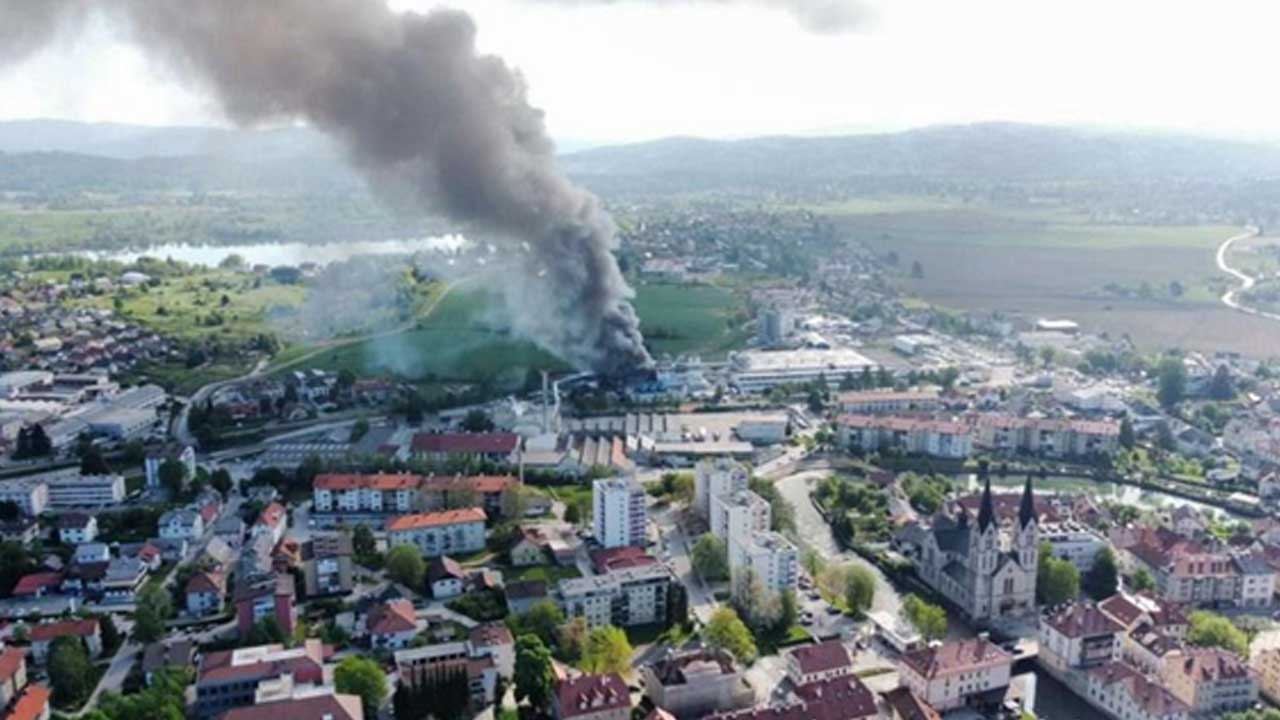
632;282;748;358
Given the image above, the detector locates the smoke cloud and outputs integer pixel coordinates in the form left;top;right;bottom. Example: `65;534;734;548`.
0;0;652;375
532;0;874;34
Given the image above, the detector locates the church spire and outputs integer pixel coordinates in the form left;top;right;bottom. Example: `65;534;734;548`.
977;476;995;533
1019;474;1036;529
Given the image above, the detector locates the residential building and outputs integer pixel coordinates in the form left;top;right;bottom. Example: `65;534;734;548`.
421;475;517;517
1041;522;1109;574
592;477;646;549
428;556;466;599
193;640;328;719
1114;527;1275;608
218;692;364;720
158;509;204;540
469;624;515;678
0;647;27;708
303;534;354;597
101;556;147;604
393;641;499;709
908;477;1038;623
836;389;942;415
144;445;196;490
882;687;943;720
785;640;853;687
836;415;972;459
141;639;194;686
0;518;38;545
1251;645;1280;704
705;676;878;720
72;542;109;565
56;514;96;544
254;502;288;546
11;573;61;599
553;673;630;720
559;564;675;628
505;580;549;615
410;432;521;465
235;574;296;640
710;490;770;546
897;637;1014;712
730;531;798;595
1085;661;1190;720
3;685;49;720
972;415;1120;458
44;474;124;508
312;473;420;514
385;508;486;557
1162;647;1258;715
367;599;418;650
641;648;753;720
1039;602;1124;673
1098;592;1189;641
28;619;100;664
694;458;749;519
186;570;227;617
0;482;47;517
512;524;579;567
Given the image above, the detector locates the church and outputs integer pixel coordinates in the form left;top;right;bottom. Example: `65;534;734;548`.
912;477;1039;623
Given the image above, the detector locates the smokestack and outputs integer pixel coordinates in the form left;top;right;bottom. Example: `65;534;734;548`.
540;370;550;434
0;0;652;375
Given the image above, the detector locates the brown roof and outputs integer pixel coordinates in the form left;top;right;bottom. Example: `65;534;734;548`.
555;673;630;719
186;570;226;595
1043;603;1125;639
314;473;422;491
411;432;520;454
427;556;465;584
794;676;879;719
368;599;417;636
29;618;97;643
0;647;24;684
198;640;327;685
385;508;485;532
422;474;517;494
219;692;364;720
899;638;1012;680
142;639;195;675
1098;593;1144;627
1088;661;1189;717
1176;647;1254;682
470;623;514;648
258;502;286;528
788;640;851;677
882;687;942;720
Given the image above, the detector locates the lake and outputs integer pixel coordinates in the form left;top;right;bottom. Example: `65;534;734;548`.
71;235;468;268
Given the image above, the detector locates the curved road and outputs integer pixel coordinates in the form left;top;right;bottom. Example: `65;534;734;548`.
1215;227;1280;320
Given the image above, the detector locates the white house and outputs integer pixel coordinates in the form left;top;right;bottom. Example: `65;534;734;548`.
786;640;853;687
158;509;204;541
57;514;97;544
897;638;1013;712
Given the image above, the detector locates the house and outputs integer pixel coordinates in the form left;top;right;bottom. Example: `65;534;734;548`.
393;641;499;709
896;637;1013;712
1039;602;1124;673
56;514;96;544
0;647;28;707
11;573;62;600
428;556;466;599
1162;647;1258;715
144;445;196;490
0;518;38;545
385;508;486;558
28;619;100;664
505;580;549;615
1086;661;1190;720
101;557;147;604
218;691;364;720
73;543;110;566
4;684;50;720
234;574;297;640
59;561;107;597
420;475;517;517
158;509;204;540
312;473;421;514
785;640;853;688
1171;506;1208;538
469;623;515;678
704;676;877;720
120;542;163;571
196;537;235;571
410;432;521;465
513;524;579;567
641;648;753;720
882;687;943;720
141;638;195;686
193;639;328;719
367;599;418;650
254;503;288;545
186;570;228;617
559;564;675;629
553;673;630;720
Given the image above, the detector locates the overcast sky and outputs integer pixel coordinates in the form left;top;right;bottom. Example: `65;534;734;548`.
3;0;1280;145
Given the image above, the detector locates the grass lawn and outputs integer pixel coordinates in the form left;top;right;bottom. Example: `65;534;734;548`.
502;565;582;583
631;282;750;359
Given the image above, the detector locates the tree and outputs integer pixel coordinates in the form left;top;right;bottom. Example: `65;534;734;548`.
1209;365;1235;401
460;409;495;433
1039;346;1056;368
910;260;924;279
247;618;285;646
385;545;426;589
1084;547;1120;600
134;585;172;643
845;565;876;616
98;613;122;655
0;542;35;597
350;418;370;442
1118;417;1136;450
558;616;589;662
1187;611;1249;656
335;656;388;718
48;636;93;707
581;626;632;675
80;445;112;476
903;594;947;641
158;458;188;496
691;534;729;582
512;600;564;647
1158;356;1187;409
515;635;556;710
209;468;233;496
777;589;798;631
1130;568;1155;592
0;502;18;522
703;607;756;664
352;524;377;561
1037;544;1080;605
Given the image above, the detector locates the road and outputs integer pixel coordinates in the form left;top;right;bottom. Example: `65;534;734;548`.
1215;227;1280;320
652;505;719;625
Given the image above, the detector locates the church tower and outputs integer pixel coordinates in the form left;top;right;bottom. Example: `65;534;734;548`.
1016;474;1038;569
973;476;999;575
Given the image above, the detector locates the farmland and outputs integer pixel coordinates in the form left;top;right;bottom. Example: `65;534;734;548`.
631;282;749;359
819;201;1280;356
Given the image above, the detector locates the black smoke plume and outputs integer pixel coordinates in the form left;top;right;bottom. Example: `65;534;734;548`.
0;0;652;375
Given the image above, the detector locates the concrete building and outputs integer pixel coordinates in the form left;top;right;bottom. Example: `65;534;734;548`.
144;445;196;490
641;649;753;720
45;474;125;509
384;508;487;557
558;564;674;629
836;389;942;415
1041;522;1109;574
1162;647;1258;715
592;477;646;549
0;481;48;517
193;640;328;719
731;531;798;595
897;638;1013;712
553;673;630;720
734;416;789;445
728;348;879;393
312;473;420;514
1084;661;1190;720
410;432;521;465
785;640;853;687
836;415;972;459
393;640;499;710
710;490;770;546
1039;602;1124;673
694;458;749;519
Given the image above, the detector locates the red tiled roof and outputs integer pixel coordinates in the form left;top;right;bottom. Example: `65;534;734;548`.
555;673;629;719
882;687;942;720
469;623;514;648
1088;661;1189;717
899;638;1012;680
1098;594;1144;627
789;640;852;677
12;572;62;597
421;474;517;494
1043;602;1125;639
368;599;417;636
218;691;363;720
0;647;25;684
1176;647;1254;682
794;676;878;719
186;570;226;595
314;473;422;491
6;684;50;720
29;618;97;643
258;502;286;528
198;640;327;684
590;546;657;574
411;432;519;454
385;508;485;532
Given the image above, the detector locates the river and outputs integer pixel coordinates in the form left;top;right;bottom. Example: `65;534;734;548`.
67;235;467;267
961;474;1247;519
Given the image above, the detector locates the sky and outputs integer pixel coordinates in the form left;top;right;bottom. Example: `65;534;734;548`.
3;0;1280;145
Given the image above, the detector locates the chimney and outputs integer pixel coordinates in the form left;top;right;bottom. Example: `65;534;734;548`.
541;371;550;434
